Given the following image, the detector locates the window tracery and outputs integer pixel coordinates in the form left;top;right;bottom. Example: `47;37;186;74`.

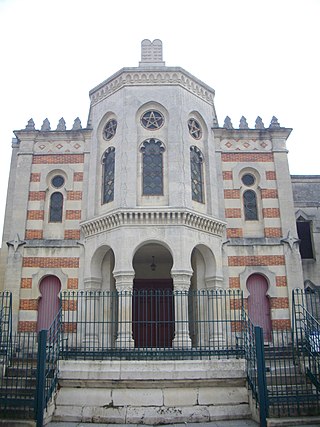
140;139;164;195
141;110;164;130
190;146;204;203
102;147;115;204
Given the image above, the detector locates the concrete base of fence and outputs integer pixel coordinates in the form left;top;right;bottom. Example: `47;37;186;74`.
52;359;251;424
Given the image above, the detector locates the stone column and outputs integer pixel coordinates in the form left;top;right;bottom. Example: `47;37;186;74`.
172;271;192;349
114;271;135;349
81;278;102;350
206;277;225;349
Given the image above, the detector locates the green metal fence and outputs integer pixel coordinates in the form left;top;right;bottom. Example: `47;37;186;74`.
60;288;244;360
0;291;12;365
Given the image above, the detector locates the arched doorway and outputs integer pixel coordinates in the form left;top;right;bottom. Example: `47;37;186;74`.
247;274;272;340
37;275;61;331
132;243;174;348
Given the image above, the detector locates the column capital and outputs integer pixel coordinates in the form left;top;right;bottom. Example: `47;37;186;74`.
171;270;193;292
84;277;102;291
113;270;135;292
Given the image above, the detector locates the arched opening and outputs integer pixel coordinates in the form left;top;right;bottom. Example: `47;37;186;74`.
37;275;61;331
132;243;174;348
247;273;272;340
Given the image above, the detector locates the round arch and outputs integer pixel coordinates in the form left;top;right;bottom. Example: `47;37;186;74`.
190;244;218;290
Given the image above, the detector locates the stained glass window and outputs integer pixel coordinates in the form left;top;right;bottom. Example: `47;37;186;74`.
51;175;65;188
141;139;164;195
190;146;204;203
49;192;63;222
141;110;164;130
102;147;115;204
243;190;258;220
103;119;117;141
242;173;255;186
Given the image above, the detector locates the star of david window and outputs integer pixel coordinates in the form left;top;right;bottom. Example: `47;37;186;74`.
103;119;117;141
102;147;115;204
190;146;204;203
188;118;202;140
141;139;164;195
243;190;258;220
141;110;164;130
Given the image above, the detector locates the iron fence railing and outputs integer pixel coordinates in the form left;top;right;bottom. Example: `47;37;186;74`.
36;307;62;427
0;331;38;419
60;289;244;360
242;309;258;400
0;291;12;365
293;288;320;394
264;327;320;417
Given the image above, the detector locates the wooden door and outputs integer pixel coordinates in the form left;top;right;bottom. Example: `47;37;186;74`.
37;276;61;331
132;279;174;348
247;274;272;340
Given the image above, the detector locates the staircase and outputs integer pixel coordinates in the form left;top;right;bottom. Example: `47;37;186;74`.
264;343;320;418
0;333;37;421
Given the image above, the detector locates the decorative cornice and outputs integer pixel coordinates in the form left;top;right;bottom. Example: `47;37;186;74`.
81;208;226;238
89;67;215;107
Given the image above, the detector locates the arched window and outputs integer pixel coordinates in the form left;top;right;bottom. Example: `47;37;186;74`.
190;146;204;203
49;192;63;222
102;147;115;204
243;190;258;220
141;139;164;195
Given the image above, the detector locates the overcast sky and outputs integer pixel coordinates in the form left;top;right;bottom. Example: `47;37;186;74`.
0;0;319;239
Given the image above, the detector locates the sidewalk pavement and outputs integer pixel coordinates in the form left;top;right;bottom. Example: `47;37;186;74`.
48;422;259;427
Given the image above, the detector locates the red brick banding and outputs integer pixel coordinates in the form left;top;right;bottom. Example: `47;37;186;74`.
222;171;233;180
62;323;77;333
66;210;81;220
262;208;280;218
27;210;44;220
73;172;83;181
64;230;81;240
32;154;84;164
222;153;274;162
266;171;276;180
67;191;82;200
67;278;79;289
270;297;289;309
225;208;242;218
18;321;37;332
261;189;278;199
21;278;32;289
224;189;241;199
229;277;241;289
19;299;38;310
62;300;77;311
228;255;285;266
264;228;282;238
25;230;43;239
30;173;41;182
276;276;287;287
28;191;46;201
227;228;243;238
271;319;291;330
23;257;79;268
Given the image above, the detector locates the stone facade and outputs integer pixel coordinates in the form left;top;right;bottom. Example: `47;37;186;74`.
0;39;319;337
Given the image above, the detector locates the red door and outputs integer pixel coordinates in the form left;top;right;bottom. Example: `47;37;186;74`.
247;274;272;341
132;279;174;348
37;276;61;331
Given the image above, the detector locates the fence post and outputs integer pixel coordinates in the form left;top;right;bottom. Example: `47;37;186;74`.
255;326;268;427
36;329;47;427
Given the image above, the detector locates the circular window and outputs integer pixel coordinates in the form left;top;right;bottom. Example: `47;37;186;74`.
188;118;202;139
242;173;255;186
103;119;117;141
51;175;65;188
141;110;164;130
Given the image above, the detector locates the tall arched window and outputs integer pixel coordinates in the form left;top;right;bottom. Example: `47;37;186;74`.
190;146;204;203
102;147;115;204
49;192;63;222
243;190;258;220
141;139;164;195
